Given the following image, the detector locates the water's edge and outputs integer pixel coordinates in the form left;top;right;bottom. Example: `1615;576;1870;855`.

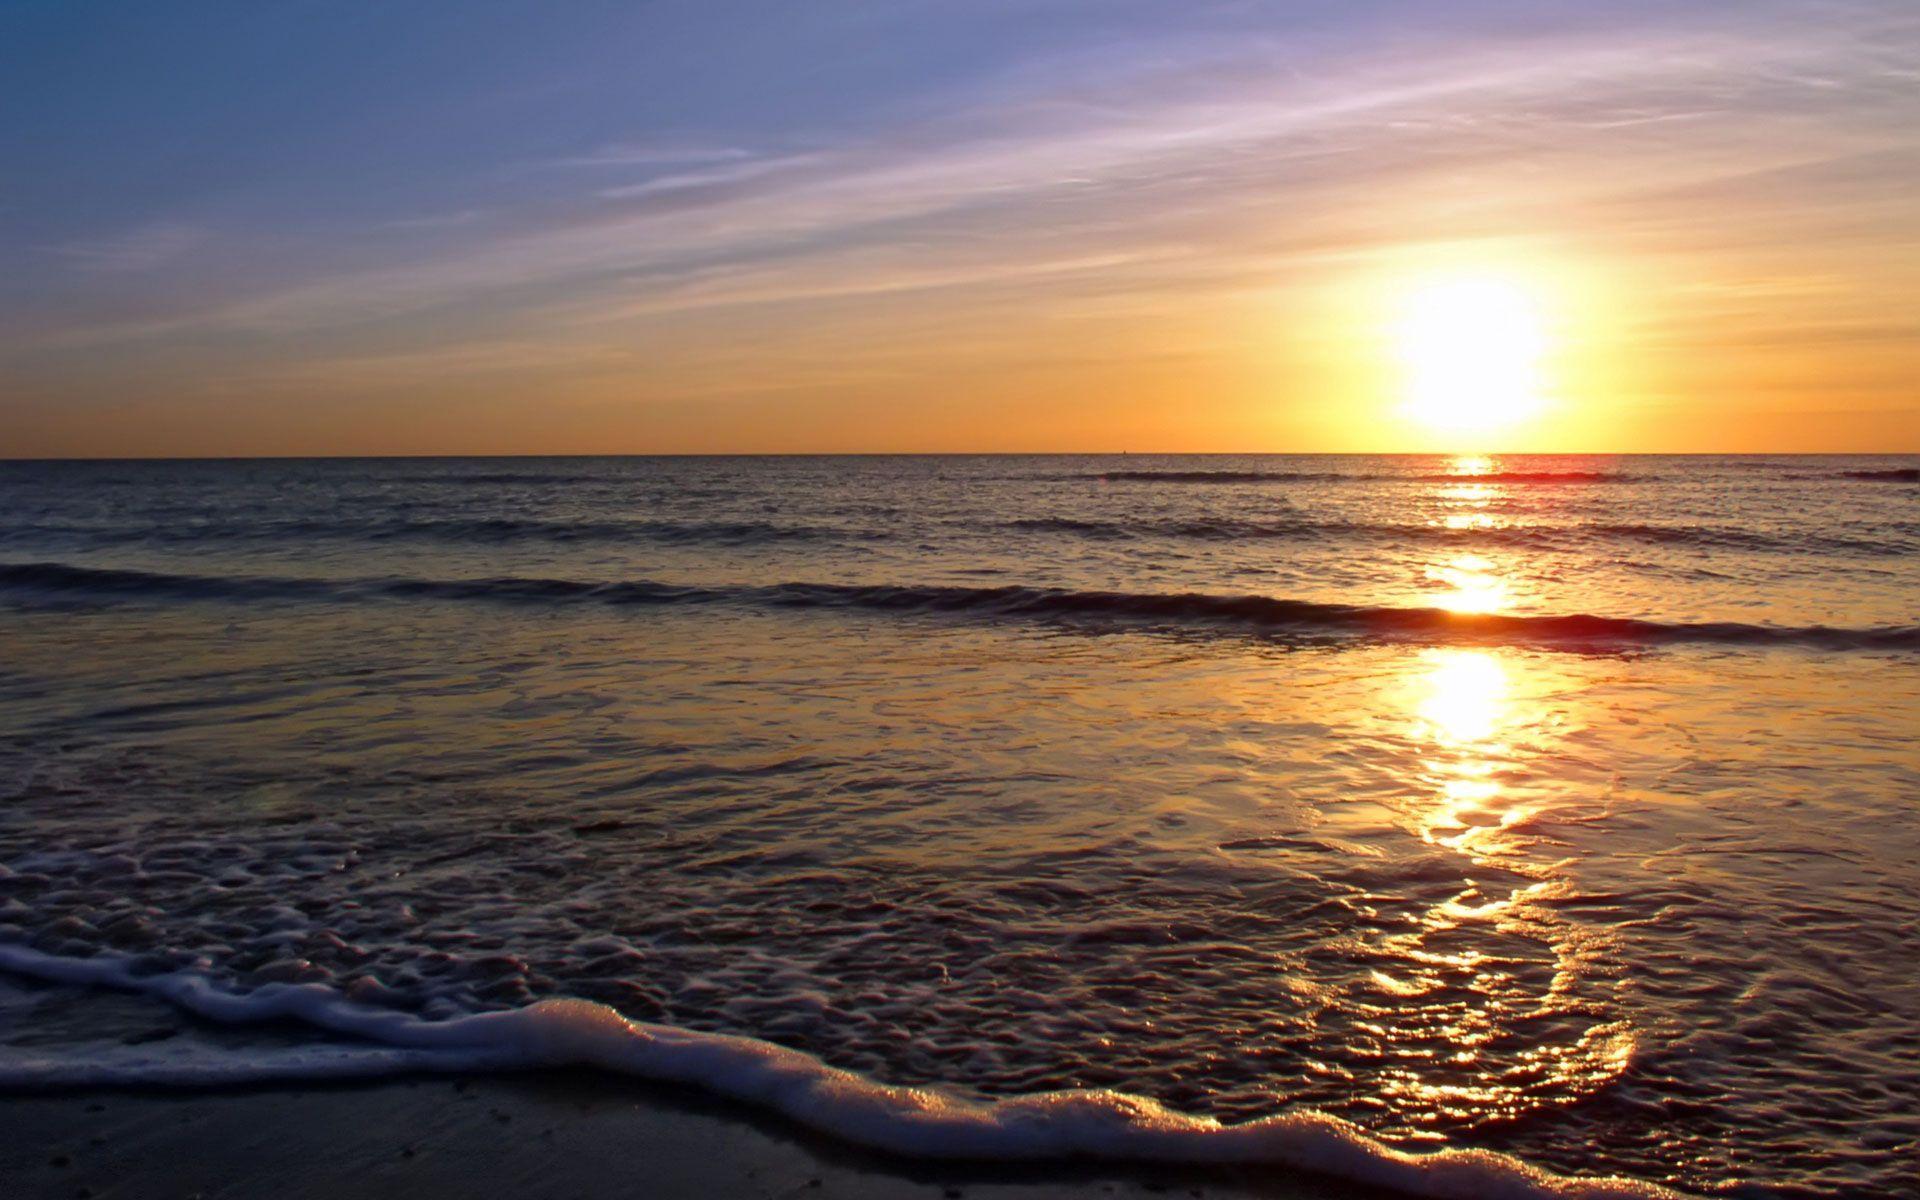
0;943;1679;1200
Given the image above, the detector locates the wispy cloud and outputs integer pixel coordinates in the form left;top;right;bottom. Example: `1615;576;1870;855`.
43;222;204;273
555;142;759;169
596;152;824;200
382;209;488;230
12;3;1919;388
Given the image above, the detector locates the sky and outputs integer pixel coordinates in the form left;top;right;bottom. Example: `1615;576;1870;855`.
2;0;1916;456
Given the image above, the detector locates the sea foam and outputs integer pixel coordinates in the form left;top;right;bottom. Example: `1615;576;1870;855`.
0;943;1675;1200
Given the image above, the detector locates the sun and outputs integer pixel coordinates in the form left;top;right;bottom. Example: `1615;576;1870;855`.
1394;273;1547;436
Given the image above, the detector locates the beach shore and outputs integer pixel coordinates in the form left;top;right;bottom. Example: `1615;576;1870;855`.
0;1071;1396;1200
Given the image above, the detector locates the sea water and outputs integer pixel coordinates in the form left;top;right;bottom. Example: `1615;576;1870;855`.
0;455;1915;1197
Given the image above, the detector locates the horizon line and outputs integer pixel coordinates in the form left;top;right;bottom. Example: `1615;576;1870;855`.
3;450;1917;464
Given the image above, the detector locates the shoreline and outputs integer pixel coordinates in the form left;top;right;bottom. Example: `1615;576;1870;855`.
0;1070;1399;1200
0;953;1681;1200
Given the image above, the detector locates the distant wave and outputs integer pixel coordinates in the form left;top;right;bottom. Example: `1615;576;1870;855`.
1088;470;1340;483
1579;522;1908;556
1410;471;1628;484
1006;516;1322;541
6;560;1914;652
407;471;606;485
1836;468;1920;482
359;517;862;546
0;561;343;602
0;944;1674;1199
8;514;1904;557
0;517;869;548
1086;470;1633;484
1004;517;1909;556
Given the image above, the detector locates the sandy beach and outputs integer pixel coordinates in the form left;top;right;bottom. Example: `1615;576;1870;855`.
0;1073;1394;1200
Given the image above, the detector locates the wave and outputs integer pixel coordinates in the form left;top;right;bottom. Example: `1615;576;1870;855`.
0;943;1673;1199
1006;516;1326;541
1088;470;1340;483
1500;520;1907;556
5;560;1915;652
0;561;344;602
407;471;605;486
348;517;856;546
1410;471;1627;484
0;516;863;548
1003;517;1908;556
1085;470;1632;485
1836;468;1920;482
8;514;1905;558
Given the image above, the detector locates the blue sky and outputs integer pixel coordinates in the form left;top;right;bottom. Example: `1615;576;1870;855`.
3;1;1916;453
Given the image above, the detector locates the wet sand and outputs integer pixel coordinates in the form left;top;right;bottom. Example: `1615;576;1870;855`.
0;1072;1394;1200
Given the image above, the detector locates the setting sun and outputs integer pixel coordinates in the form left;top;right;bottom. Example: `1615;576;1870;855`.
1395;274;1548;437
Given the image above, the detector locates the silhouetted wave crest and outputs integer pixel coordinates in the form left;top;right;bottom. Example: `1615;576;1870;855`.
1003;517;1910;556
1088;470;1338;483
12;514;1907;556
406;471;605;485
1837;468;1920;482
1085;469;1633;484
5;561;1914;652
0;517;867;548
1409;471;1628;483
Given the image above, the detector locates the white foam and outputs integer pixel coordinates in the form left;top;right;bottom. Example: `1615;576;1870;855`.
0;943;1676;1200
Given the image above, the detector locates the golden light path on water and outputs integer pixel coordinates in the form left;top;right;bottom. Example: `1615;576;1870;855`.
1349;459;1636;1137
1427;553;1509;615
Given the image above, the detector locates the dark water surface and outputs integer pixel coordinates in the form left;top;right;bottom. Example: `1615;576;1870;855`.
0;455;1915;1197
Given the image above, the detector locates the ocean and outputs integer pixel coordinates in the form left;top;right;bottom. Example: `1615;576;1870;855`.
0;454;1915;1198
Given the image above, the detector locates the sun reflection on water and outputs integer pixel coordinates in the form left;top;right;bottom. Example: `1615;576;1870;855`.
1350;644;1636;1136
1415;649;1511;745
1420;457;1523;613
1428;553;1510;614
1412;648;1516;852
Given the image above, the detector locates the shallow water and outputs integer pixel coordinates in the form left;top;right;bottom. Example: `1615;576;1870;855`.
0;455;1915;1197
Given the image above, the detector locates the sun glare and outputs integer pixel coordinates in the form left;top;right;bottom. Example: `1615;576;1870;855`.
1395;274;1547;437
1414;649;1511;748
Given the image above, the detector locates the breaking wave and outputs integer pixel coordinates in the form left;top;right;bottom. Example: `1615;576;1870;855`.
4;561;1915;652
0;944;1673;1199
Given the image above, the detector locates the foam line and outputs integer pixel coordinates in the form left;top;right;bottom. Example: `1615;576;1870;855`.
0;944;1678;1199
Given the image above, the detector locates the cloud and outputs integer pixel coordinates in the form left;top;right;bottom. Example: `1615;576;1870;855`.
11;3;1918;369
43;223;204;273
596;152;825;200
555;142;758;169
382;209;487;230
